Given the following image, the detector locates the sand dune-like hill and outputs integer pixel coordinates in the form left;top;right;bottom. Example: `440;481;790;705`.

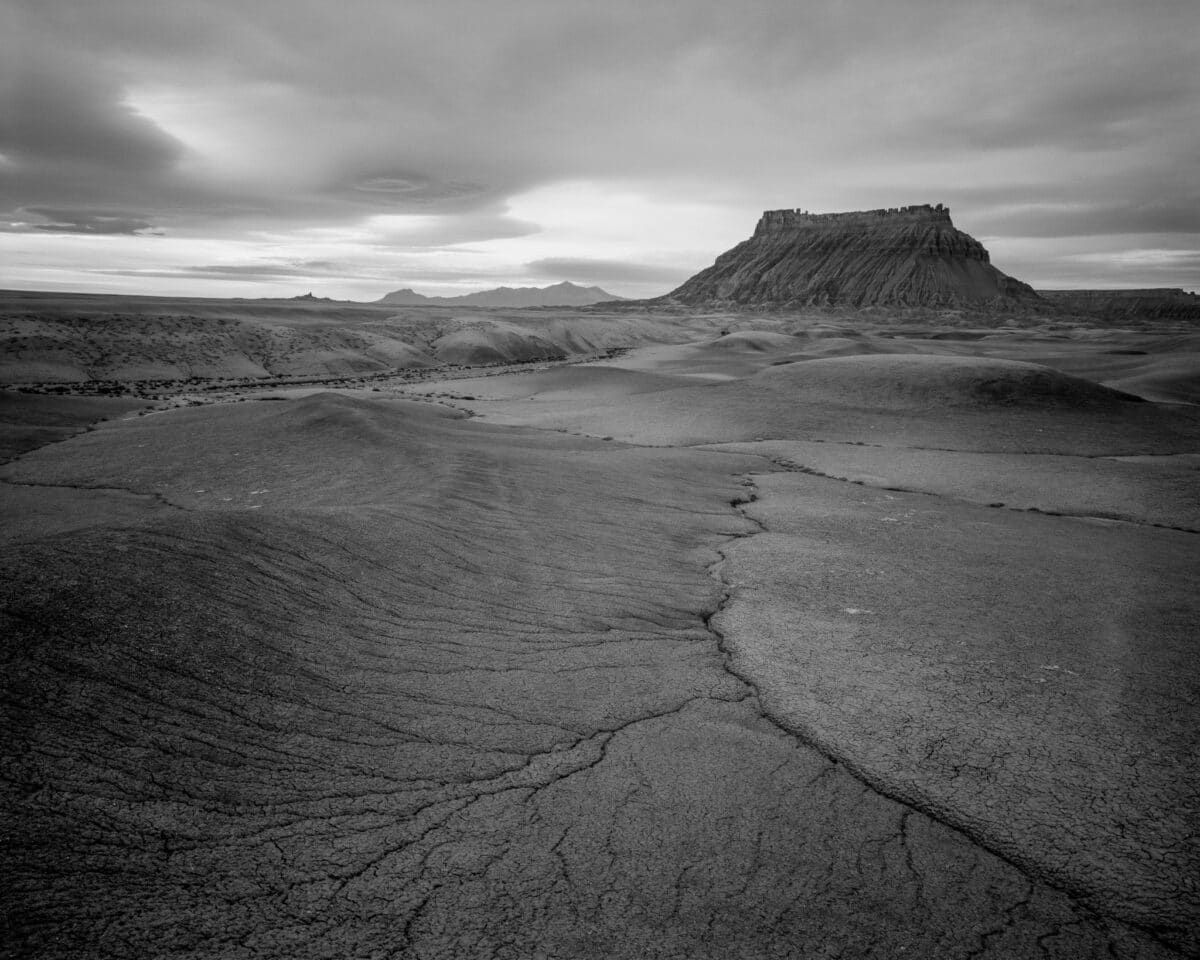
431;319;564;365
665;204;1042;309
754;354;1143;408
0;390;148;460
470;344;1200;454
988;334;1200;405
407;365;688;402
704;330;801;352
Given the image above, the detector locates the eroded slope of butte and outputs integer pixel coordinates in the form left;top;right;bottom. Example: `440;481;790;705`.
664;205;1041;308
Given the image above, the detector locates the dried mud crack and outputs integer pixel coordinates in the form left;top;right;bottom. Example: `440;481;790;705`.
706;457;1199;954
1;392;1193;958
708;470;1194;957
757;455;1200;534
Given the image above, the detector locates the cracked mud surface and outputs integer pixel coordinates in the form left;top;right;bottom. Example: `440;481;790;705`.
714;474;1199;946
3;335;1198;957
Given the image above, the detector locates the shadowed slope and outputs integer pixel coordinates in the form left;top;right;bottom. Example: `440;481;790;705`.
459;352;1200;453
751;354;1144;407
0;391;149;461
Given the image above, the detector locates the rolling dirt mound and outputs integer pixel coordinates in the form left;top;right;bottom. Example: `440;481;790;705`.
465;345;1200;453
407;365;688;402
279;392;465;447
1103;354;1200;404
0;392;471;512
773;335;918;361
0;390;148;460
430;315;688;367
432;319;566;365
706;331;800;352
754;354;1142;408
957;340;1200;405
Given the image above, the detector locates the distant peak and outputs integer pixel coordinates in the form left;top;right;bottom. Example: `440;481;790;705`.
375;280;622;307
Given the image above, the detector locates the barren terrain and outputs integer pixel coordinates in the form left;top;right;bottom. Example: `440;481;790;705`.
2;293;1198;958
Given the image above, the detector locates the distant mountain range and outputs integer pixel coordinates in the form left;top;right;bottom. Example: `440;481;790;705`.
375;280;624;308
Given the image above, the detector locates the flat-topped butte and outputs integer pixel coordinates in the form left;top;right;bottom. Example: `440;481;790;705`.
755;204;952;234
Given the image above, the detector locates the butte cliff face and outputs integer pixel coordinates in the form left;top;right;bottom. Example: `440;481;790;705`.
666;204;1041;308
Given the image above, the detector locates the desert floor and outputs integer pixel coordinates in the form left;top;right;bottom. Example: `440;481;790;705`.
2;307;1198;958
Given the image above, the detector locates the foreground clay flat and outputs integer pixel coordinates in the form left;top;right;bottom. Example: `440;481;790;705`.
2;315;1198;958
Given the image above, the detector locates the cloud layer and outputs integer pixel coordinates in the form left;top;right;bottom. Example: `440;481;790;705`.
1;0;1197;296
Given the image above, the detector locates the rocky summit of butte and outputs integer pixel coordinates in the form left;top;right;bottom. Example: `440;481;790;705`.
664;204;1042;309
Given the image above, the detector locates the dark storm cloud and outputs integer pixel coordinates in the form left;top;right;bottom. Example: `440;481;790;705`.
23;209;162;236
0;50;179;228
96;260;353;282
973;201;1200;240
0;62;180;173
181;261;340;278
527;258;691;288
0;2;542;236
902;58;1198;155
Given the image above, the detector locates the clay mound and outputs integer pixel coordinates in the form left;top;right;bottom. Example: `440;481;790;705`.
667;204;1042;308
1;392;474;513
280;391;462;442
1104;354;1200;404
408;365;687;402
753;354;1142;409
428;315;685;367
263;393;470;465
0;391;148;460
432;320;564;365
707;331;800;353
779;336;917;361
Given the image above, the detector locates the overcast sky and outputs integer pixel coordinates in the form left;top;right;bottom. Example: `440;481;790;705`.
2;0;1197;299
